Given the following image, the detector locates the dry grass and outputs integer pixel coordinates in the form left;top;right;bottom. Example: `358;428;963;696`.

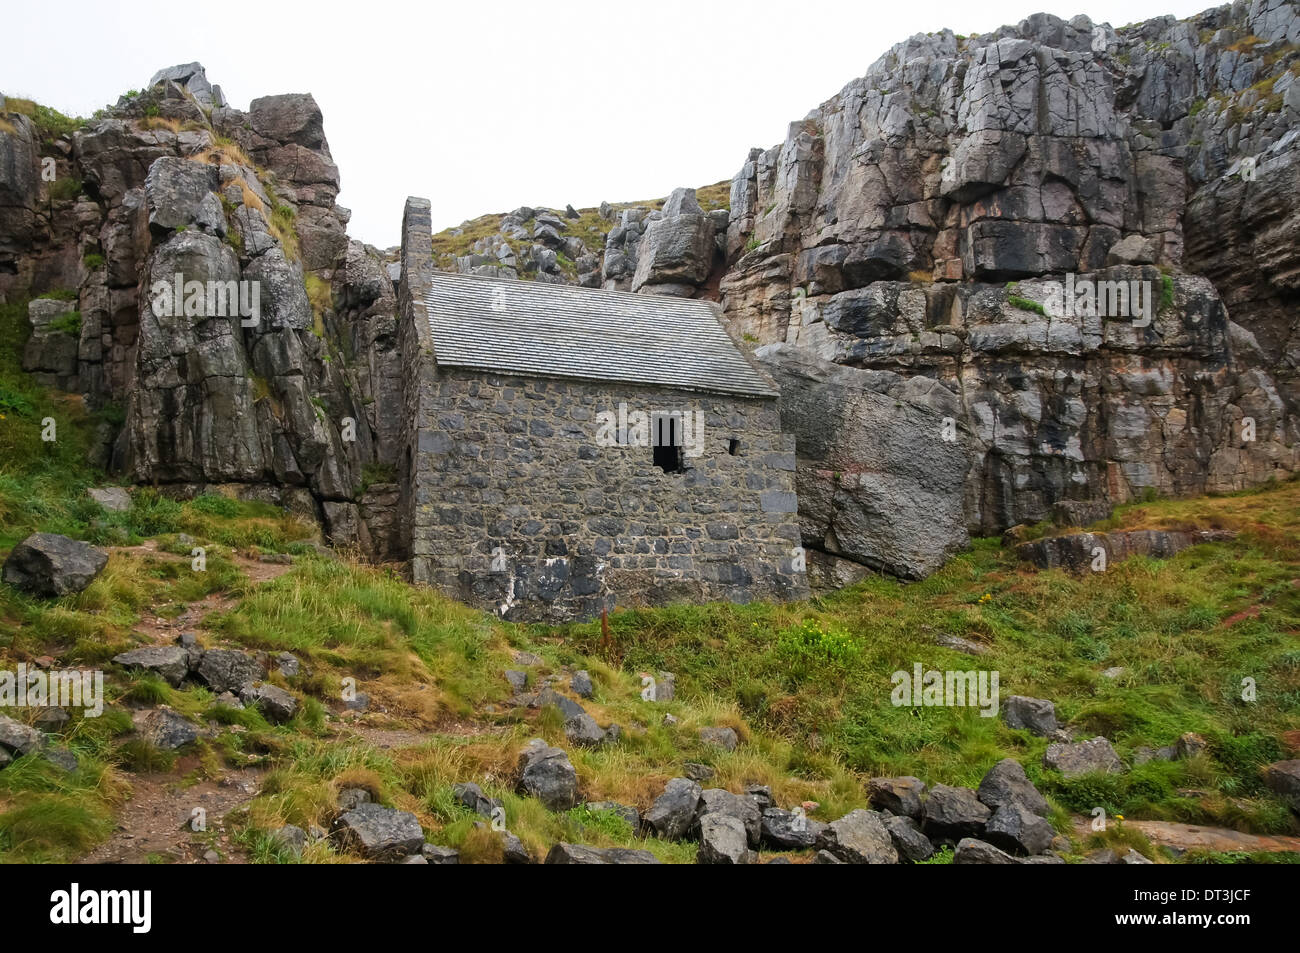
138;116;182;133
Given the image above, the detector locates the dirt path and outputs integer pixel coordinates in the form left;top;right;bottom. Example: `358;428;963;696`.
78;545;297;864
80;765;264;864
110;541;295;646
1072;816;1300;855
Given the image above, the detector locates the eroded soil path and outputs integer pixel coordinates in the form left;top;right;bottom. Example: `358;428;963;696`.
79;546;297;864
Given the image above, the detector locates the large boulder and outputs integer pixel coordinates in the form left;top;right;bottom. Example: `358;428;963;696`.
760;806;826;849
953;837;1022;865
516;738;579;811
1263;760;1300;810
3;534;108;597
1001;696;1061;738
0;714;44;757
643;777;702;840
697;813;754;864
132;707;197;750
545;843;661;864
332;803;425;861
816;809;899;863
868;775;927;819
695;788;761;847
884;814;936;862
922;784;991;842
976;758;1050;816
755;344;971;579
983;802;1055;856
113;645;192;687
1044;737;1125;777
195;649;265;694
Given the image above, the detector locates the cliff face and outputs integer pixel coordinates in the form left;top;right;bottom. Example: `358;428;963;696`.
721;1;1300;573
2;3;1298;585
1;66;402;556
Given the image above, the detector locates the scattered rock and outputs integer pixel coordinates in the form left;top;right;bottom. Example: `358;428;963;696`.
922;784;991;842
1263;760;1300;810
275;652;301;678
813;849;845;864
504;670;527;693
696;788;761;847
1082;848;1121;864
698;725;739;751
868;776;927;819
697;814;754;865
195;648;265;694
1176;732;1208;760
453;781;502;818
132;707;197;750
337;787;372;811
34;707;70;733
240;683;298;723
343;691;370;712
884;814;936;862
1044;737;1124;777
643;777;702;840
399;854;428;864
1123;848;1155;864
42;747;78;772
512;650;543;667
953;837;1020;864
760;807;826;849
534;687;586;720
1002;695;1061;738
817;809;898;864
422;844;460;864
564;712;606;748
516;738;579;811
500;829;532;864
271;824;307;858
983;802;1055;856
2;533;108;597
570;670;593;698
976;759;1049;816
113;645;192;687
933;632;989;656
744;783;774;812
332;803;426;861
546;843;661;864
684;761;715;782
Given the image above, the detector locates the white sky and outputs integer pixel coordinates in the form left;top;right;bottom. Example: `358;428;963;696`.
6;0;1213;248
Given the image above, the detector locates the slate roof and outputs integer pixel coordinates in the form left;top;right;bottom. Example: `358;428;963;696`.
423;271;778;398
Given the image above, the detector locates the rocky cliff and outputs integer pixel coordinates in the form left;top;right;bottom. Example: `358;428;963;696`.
2;1;1298;586
719;0;1300;578
1;65;402;556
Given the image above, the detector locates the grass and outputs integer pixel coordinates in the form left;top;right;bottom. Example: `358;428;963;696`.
1;95;84;139
0;275;1297;860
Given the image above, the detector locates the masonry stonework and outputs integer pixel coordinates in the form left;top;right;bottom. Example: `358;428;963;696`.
398;197;808;621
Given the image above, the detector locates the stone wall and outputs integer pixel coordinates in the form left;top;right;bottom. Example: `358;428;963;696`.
408;368;807;621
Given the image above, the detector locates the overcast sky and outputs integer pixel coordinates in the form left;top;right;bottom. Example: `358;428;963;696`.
7;0;1213;247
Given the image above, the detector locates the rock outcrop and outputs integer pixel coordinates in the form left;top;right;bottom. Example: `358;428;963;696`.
0;65;400;553
722;1;1300;578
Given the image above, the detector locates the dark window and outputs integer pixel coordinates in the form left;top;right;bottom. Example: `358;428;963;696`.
653;415;685;473
728;438;740;456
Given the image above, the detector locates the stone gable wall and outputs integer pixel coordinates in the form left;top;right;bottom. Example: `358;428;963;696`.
410;367;808;621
